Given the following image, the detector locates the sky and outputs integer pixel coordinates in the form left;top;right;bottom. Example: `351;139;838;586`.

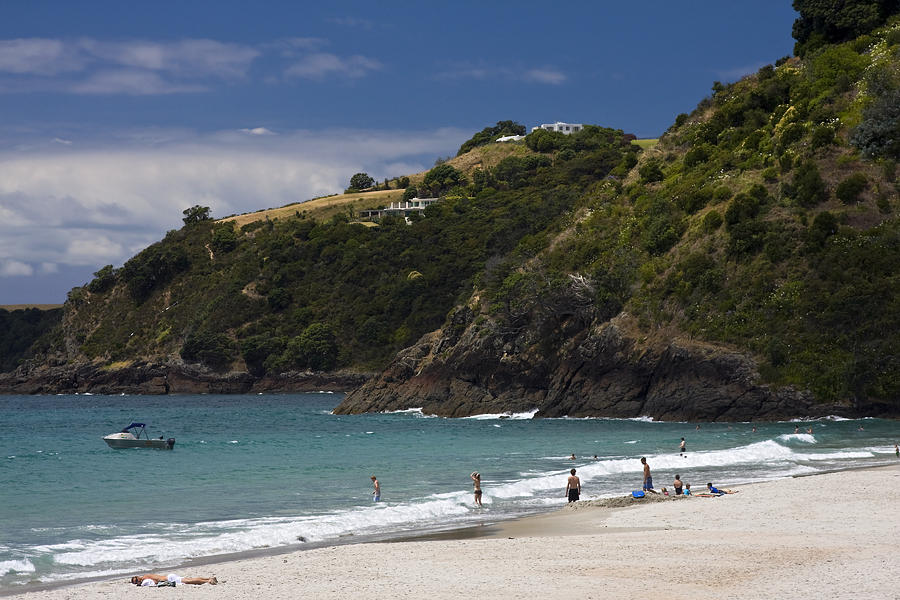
0;0;799;304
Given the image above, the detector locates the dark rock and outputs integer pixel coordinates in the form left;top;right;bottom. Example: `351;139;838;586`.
334;306;867;421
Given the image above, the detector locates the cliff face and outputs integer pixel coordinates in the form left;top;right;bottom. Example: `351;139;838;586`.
334;295;886;420
0;359;369;396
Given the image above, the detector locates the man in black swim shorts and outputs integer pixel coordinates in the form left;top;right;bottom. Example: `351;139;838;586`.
566;468;581;502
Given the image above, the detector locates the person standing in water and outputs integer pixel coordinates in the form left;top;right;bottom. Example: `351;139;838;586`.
565;469;581;502
679;437;686;454
371;475;380;502
471;472;483;507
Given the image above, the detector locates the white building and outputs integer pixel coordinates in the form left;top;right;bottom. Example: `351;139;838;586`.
357;197;439;221
496;134;525;142
531;121;583;134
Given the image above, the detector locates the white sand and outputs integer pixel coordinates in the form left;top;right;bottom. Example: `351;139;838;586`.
7;465;899;600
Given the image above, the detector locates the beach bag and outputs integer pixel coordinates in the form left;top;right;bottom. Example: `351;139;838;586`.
631;490;645;498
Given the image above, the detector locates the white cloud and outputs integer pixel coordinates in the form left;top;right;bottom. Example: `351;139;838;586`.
77;39;260;79
0;259;34;277
326;17;376;30
523;68;567;85
0;36;384;94
40;262;58;274
0;38;85;75
285;53;382;79
68;69;208;95
240;127;276;135
0;126;468;278
52;137;73;145
435;62;567;85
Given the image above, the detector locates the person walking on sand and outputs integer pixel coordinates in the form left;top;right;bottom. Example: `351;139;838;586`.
471;471;483;507
640;457;658;494
371;475;380;502
565;468;581;502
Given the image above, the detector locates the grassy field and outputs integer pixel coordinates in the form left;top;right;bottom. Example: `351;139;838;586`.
0;304;63;311
220;189;405;228
219;142;531;229
633;138;659;150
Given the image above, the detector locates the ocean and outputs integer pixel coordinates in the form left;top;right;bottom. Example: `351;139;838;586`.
1;392;897;592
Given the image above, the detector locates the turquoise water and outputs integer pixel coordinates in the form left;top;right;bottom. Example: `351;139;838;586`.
1;393;897;591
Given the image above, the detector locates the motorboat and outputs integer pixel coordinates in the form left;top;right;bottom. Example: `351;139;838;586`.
103;422;175;449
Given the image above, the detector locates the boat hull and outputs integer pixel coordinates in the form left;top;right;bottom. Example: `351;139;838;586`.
103;436;175;449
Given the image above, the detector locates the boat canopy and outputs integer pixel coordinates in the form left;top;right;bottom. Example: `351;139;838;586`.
121;422;147;432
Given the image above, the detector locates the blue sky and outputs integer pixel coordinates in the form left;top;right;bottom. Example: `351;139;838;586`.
0;1;799;304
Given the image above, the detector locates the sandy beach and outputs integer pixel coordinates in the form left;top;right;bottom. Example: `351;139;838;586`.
8;465;899;600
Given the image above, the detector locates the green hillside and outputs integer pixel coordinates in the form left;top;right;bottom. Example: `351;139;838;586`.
5;4;900;413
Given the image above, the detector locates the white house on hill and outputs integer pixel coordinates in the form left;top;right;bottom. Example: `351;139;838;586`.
531;121;583;134
357;197;439;222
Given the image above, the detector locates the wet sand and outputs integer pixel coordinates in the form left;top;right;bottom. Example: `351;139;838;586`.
6;465;899;599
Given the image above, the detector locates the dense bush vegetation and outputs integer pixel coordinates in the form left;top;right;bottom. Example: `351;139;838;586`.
0;307;62;371
457;121;526;155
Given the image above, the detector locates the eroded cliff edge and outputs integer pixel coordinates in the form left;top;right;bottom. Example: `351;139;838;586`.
334;300;889;421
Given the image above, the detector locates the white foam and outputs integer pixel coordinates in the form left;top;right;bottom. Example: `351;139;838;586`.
377;408;436;418
0;559;34;575
777;433;817;444
463;409;539;420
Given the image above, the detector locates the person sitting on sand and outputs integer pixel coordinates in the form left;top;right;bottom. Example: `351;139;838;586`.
673;474;683;495
661;486;669;496
683;483;692;496
565;468;581;502
131;574;217;586
640;457;658;494
471;471;483;507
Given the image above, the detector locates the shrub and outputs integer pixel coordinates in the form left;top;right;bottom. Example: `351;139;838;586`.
683;145;711;168
806;210;838;249
811;125;836;150
836;172;868;204
181;331;238;371
211;224;238;253
790;161;828;207
638;161;664;183
702;210;724;233
87;265;117;294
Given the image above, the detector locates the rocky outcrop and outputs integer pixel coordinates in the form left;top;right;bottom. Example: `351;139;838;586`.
334;303;875;421
0;359;370;395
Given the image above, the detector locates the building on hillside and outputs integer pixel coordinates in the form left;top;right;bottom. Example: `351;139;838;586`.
496;134;525;142
357;197;439;223
531;121;583;134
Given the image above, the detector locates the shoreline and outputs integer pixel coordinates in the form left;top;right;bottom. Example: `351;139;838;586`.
5;462;899;599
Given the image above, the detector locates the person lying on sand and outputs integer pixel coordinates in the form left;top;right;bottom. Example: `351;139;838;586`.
130;574;218;586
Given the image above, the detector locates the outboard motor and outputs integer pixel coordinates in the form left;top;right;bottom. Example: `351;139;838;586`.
166;438;176;449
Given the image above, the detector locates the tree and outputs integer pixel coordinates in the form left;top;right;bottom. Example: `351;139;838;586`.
423;164;466;196
349;172;375;190
792;0;900;56
182;205;212;225
457;120;526;155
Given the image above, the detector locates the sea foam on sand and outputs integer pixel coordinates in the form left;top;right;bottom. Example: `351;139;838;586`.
6;465;898;600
